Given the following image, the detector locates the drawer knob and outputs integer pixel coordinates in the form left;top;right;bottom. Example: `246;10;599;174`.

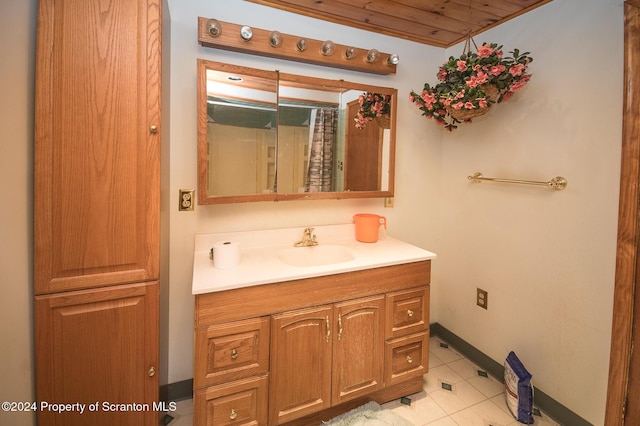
230;409;237;420
231;349;238;360
406;355;413;364
407;309;414;317
150;125;158;134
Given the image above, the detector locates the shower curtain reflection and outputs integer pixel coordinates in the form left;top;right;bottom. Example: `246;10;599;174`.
306;108;337;192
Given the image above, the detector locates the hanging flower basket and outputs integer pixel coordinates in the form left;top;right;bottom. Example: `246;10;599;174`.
354;92;391;129
480;84;500;103
375;116;391;129
446;104;491;122
409;41;533;131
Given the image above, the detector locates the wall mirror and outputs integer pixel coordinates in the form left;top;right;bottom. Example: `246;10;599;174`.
197;59;397;204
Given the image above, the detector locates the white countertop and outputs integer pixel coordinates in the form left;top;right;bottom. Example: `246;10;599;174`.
192;224;436;295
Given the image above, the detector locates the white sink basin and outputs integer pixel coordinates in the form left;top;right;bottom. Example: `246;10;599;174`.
278;245;356;267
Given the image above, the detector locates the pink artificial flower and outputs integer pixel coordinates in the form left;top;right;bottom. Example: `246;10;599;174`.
477;45;494;58
473;64;482;72
454;90;466;100
478;99;488;108
452;101;465;110
496;49;503;58
502;91;514;102
466;72;488;88
464;102;475;109
409;94;415;102
509;63;526;76
437;68;448;81
456;60;468;72
466;76;479;88
509;79;528;92
490;64;506;76
421;92;436;105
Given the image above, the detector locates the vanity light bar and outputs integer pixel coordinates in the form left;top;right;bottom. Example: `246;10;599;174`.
197;17;398;75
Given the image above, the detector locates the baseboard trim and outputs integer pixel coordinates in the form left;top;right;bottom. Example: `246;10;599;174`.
160;379;193;403
430;322;593;426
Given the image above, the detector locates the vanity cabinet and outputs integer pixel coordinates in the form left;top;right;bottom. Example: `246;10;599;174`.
193;260;430;425
34;0;163;423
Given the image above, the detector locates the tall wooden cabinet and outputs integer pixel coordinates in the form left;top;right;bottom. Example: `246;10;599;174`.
34;0;162;424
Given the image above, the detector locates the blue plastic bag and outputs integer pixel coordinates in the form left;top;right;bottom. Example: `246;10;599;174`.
504;351;534;424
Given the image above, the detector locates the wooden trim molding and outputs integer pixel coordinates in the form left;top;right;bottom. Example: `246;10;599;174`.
605;2;640;425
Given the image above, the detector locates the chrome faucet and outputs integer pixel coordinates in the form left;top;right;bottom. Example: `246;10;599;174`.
294;227;318;247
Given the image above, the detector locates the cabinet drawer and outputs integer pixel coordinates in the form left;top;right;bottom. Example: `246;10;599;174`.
386;286;429;339
385;331;429;386
194;375;268;426
195;317;270;388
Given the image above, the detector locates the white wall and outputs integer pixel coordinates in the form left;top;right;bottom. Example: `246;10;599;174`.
0;1;36;425
0;0;622;425
436;1;623;424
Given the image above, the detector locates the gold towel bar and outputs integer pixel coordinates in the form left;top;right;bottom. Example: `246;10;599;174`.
468;172;567;191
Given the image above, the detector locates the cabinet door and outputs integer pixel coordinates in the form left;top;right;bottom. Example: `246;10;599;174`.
194;317;270;388
269;305;333;425
194;375;268;426
386;286;429;339
332;295;385;405
385;331;430;386
35;281;159;426
34;0;162;294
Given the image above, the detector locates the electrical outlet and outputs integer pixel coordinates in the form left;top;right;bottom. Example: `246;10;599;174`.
179;189;195;211
477;288;488;309
384;197;394;208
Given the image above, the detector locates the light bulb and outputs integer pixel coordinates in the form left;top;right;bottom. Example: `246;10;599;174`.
269;31;282;47
296;38;307;52
366;49;380;63
321;40;335;56
345;47;357;59
387;53;400;65
206;19;221;37
240;25;253;41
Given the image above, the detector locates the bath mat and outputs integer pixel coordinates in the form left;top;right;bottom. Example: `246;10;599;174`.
322;401;413;426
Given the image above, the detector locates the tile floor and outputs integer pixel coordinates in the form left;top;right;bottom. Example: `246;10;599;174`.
165;336;561;426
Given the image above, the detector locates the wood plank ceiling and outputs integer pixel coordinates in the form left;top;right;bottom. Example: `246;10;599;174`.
246;0;553;48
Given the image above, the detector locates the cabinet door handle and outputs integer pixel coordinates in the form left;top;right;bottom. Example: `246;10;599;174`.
325;316;331;342
407;309;414;317
338;314;343;340
230;409;237;420
231;349;238;360
406;356;413;364
148;366;156;377
149;125;158;134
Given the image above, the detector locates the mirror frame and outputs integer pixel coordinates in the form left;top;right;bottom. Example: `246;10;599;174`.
197;59;397;205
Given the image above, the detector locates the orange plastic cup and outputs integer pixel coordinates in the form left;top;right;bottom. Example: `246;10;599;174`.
353;213;387;243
